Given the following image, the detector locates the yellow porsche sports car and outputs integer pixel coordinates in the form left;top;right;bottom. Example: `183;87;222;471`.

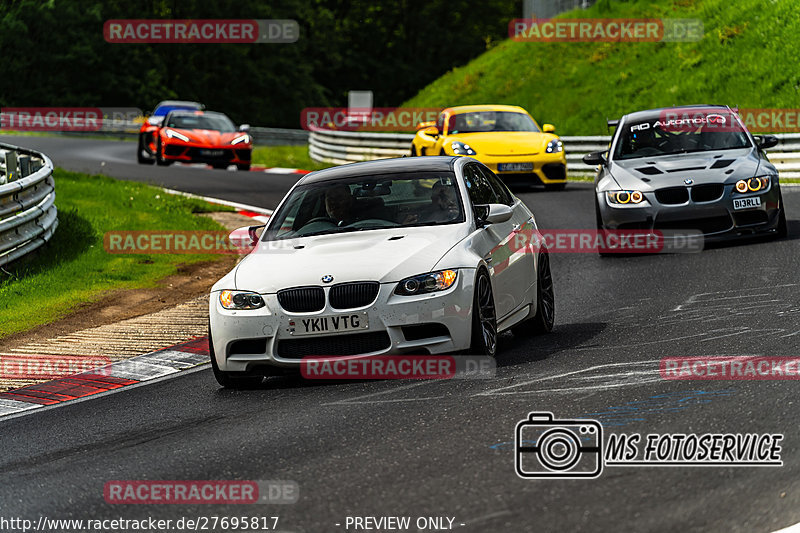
410;105;567;190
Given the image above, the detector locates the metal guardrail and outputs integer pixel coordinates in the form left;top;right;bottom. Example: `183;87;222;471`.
0;113;309;146
0;143;58;267
309;131;800;179
13;117;308;146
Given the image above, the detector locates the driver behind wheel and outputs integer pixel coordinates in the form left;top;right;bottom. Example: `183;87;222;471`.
324;184;385;226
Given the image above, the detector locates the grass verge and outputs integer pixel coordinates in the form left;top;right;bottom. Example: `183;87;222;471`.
0;169;229;339
404;0;800;136
252;145;333;171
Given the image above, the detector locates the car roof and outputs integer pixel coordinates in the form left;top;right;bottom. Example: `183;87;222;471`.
620;104;731;123
299;156;459;185
154;100;204;110
447;104;529;115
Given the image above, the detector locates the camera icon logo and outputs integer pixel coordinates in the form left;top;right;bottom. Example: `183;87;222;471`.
515;412;603;479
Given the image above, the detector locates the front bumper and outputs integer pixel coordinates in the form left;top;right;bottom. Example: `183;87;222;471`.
597;181;783;241
472;152;567;185
162;143;252;165
209;271;476;373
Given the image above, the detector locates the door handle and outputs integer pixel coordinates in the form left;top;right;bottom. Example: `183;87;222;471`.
512;223;522;232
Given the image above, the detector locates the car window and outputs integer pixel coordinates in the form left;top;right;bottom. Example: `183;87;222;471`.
165;113;236;132
463;164;499;205
478;166;514;206
436;113;446;134
262;172;465;241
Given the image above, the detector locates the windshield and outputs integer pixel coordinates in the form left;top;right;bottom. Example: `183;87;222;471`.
614;112;751;160
152;105;199;117
263;172;465;241
449;111;540;134
165;113;236;132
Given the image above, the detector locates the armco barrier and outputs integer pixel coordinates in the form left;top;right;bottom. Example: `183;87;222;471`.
0;143;58;267
308;130;800;179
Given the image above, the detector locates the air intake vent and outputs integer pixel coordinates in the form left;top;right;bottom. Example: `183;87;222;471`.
655;187;689;204
329;282;380;309
691;184;724;202
277;287;325;312
636;166;663;175
666;166;706;173
277;331;391;358
710;159;735;169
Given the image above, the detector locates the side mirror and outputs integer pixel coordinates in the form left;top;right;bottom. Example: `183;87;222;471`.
481;204;514;225
416;120;436;130
239;124;251;132
422;125;439;137
542;123;556;133
228;225;264;252
756;134;778;150
582;151;607;166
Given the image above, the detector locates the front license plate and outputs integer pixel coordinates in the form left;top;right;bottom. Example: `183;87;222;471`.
200;149;224;157
733;197;762;210
288;313;369;336
498;162;533;172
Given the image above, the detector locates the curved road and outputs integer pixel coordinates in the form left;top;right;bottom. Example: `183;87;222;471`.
1;135;799;532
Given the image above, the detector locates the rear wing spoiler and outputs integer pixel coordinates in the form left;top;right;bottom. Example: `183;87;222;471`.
606;119;620;130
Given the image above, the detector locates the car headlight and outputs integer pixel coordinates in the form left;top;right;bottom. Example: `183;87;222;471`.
545;139;563;153
734;177;770;194
219;290;265;310
165;129;190;142
395;270;458;296
230;134;250;145
451;141;476;156
606;190;646;204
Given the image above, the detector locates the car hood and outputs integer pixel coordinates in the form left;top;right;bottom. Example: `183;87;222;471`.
165;128;247;146
608;148;764;190
449;131;556;156
229;225;468;294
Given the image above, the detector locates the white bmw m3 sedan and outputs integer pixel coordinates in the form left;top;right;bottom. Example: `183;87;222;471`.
209;156;554;387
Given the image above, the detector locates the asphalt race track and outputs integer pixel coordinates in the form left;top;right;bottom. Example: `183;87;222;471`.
2;135;800;532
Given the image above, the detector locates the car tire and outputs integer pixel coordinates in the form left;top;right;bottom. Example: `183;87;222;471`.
545;183;566;191
209;329;264;389
777;189;788;238
155;139;171;166
237;163;251;171
440;148;447;156
512;249;555;337
211;163;229;170
469;269;497;357
410;145;418;157
595;198;613;257
137;135;155;165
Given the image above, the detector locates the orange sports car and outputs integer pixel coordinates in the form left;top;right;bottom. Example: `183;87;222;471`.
153;110;252;170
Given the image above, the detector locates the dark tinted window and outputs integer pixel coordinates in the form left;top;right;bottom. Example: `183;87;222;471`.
463;164;499;205
478;166;514;206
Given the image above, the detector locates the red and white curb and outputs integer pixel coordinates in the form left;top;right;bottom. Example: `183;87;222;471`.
162;188;273;223
175;162;310;176
249;165;310;175
0;337;211;418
